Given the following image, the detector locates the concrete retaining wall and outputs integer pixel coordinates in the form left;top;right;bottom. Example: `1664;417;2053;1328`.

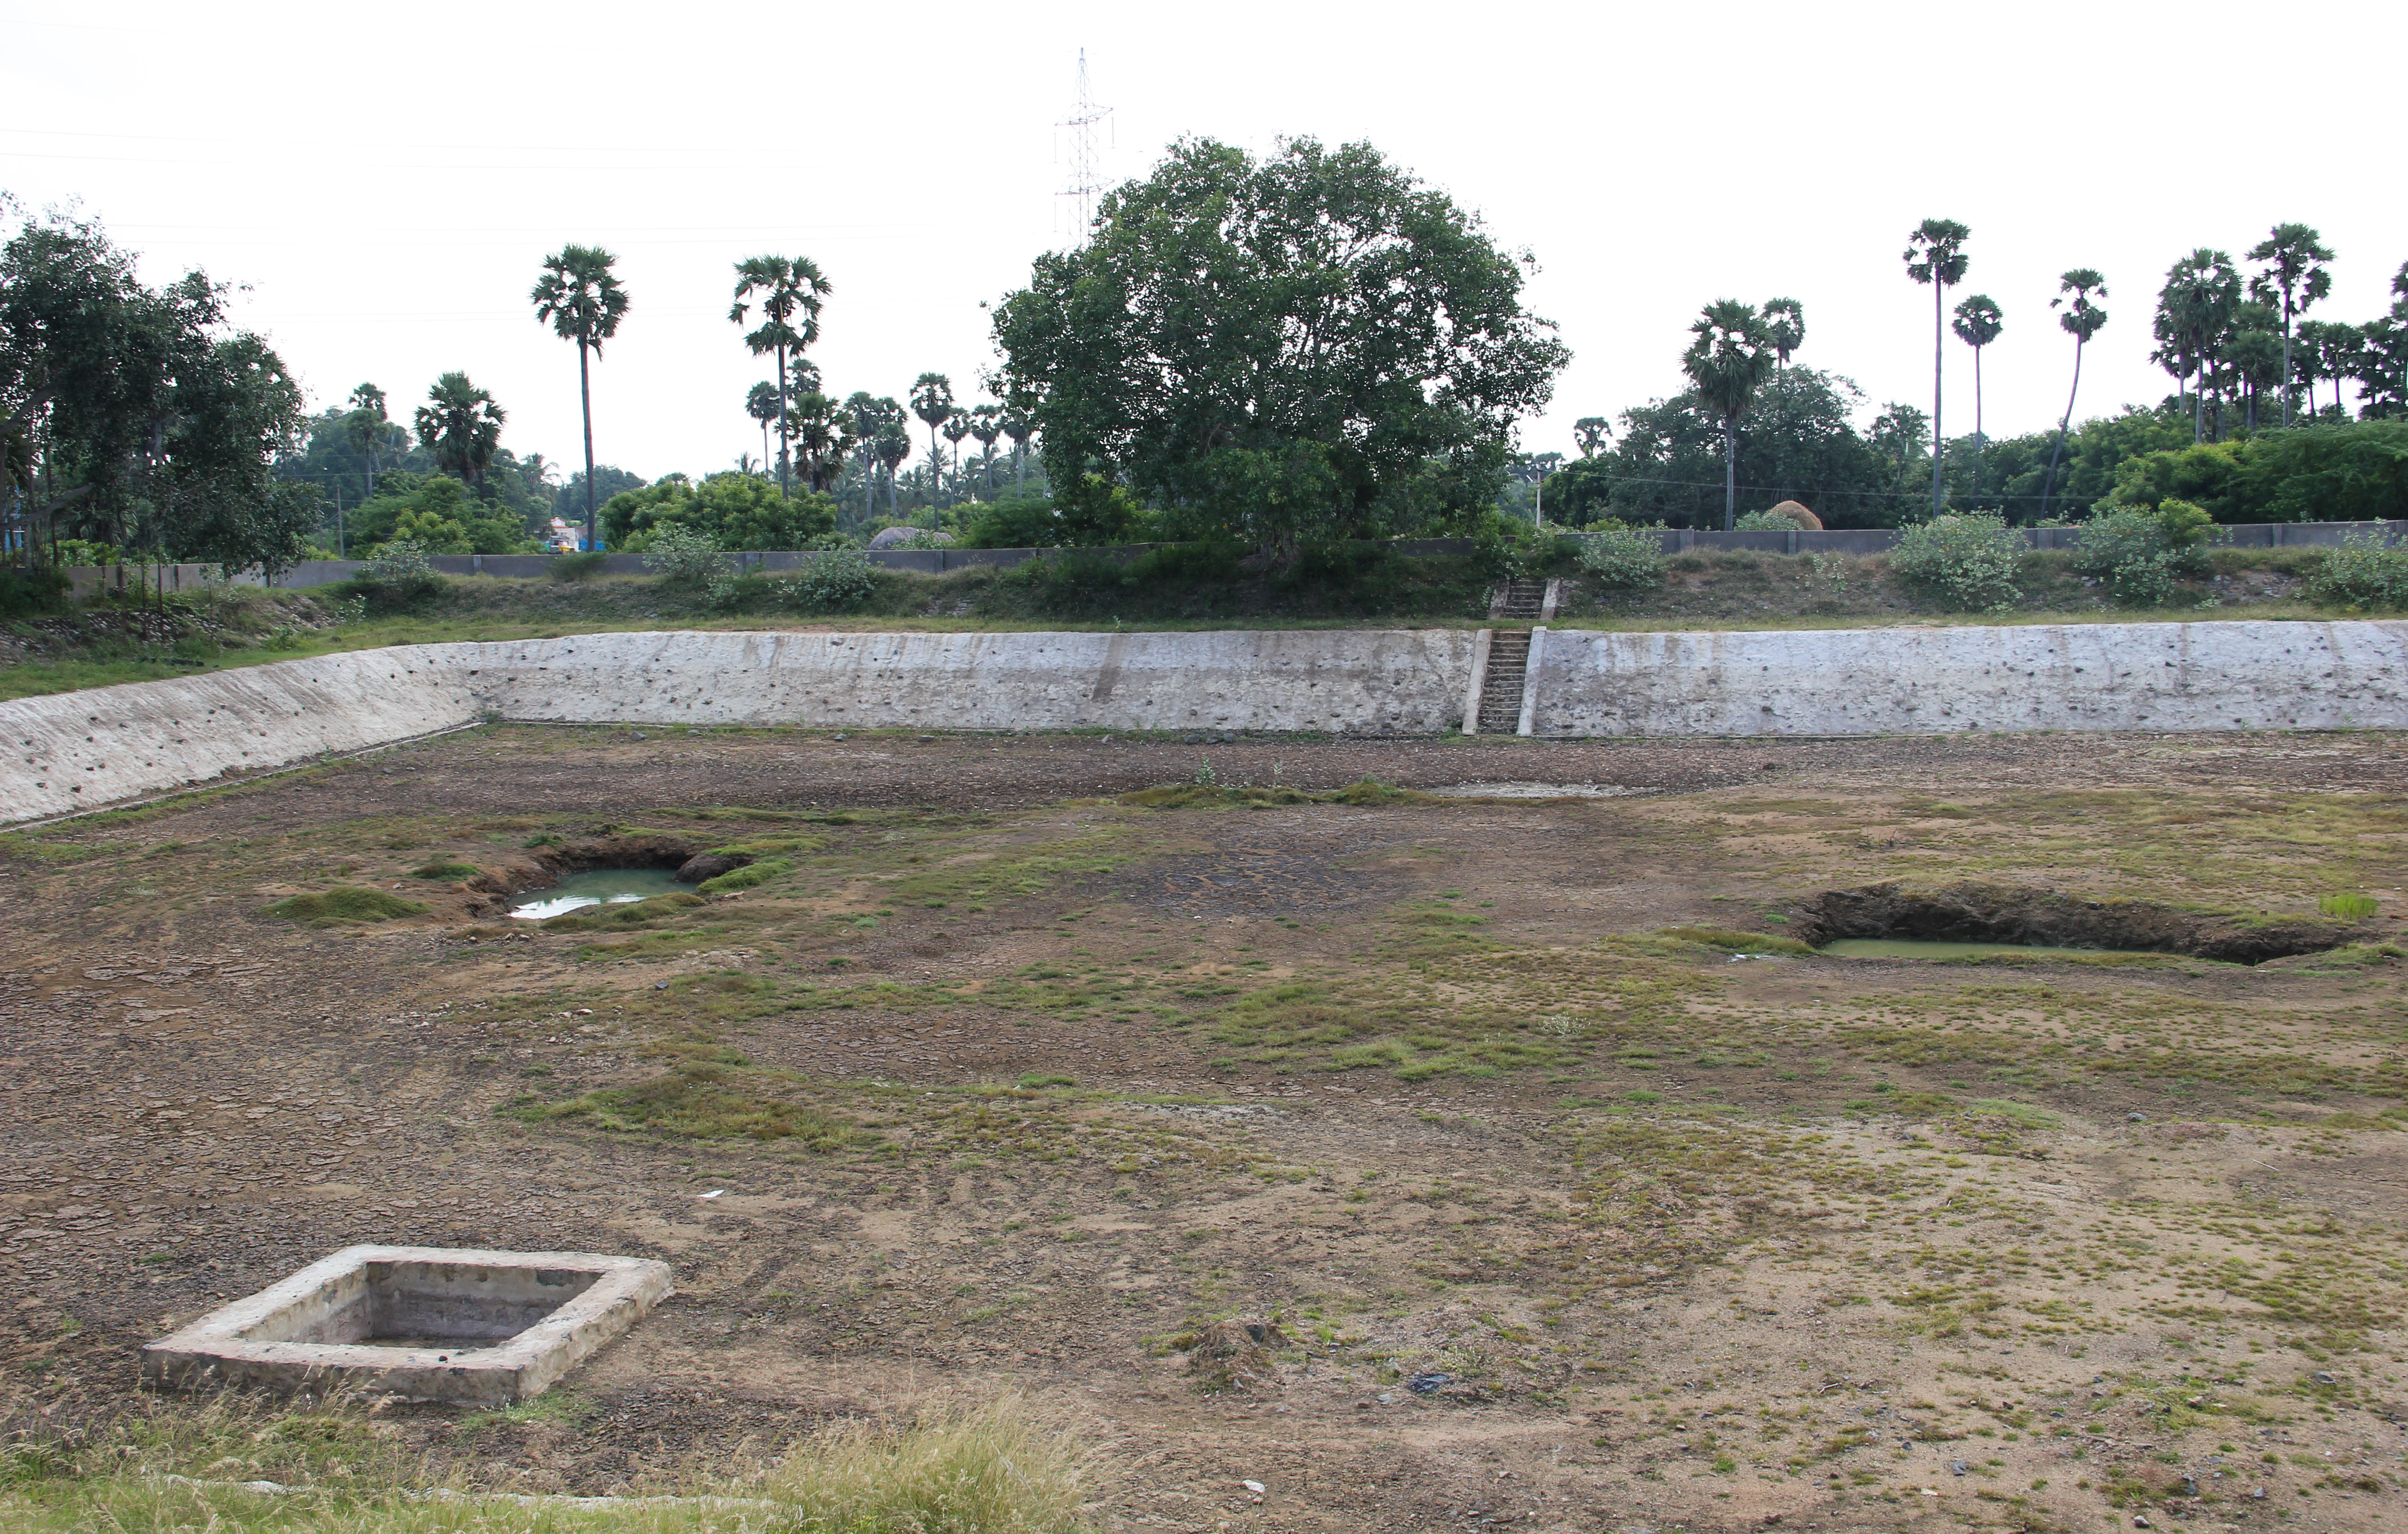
5;620;2402;826
1526;620;2408;737
0;629;1473;823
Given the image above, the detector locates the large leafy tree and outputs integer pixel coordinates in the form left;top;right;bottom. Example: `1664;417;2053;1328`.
530;244;629;550
2038;269;2108;521
1950;294;2003;493
0;206;316;576
1903;218;1971;517
2244;223;2334;428
991;136;1567;557
2153;249;2238;444
414;372;506;492
729;254;831;496
1680;298;1776;530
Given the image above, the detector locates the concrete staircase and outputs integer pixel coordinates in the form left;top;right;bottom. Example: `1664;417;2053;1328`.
1476;630;1531;734
1490;579;1548;620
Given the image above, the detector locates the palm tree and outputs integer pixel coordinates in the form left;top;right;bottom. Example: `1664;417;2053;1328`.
1679;300;1776;531
1000;398;1035;489
968;403;1004;491
729;255;832;497
942;412;972;503
909;373;955;513
2037;270;2107;522
2227;304;2284;431
1760;299;1806;370
790;392;857;495
873;421;912;518
2154;250;2238;444
2244;224;2335;428
530;244;630;551
342;382;390;499
1572;416;1611;458
2300;320;2366;418
413;372;505;493
1950;295;2002;496
1904;219;1971;519
746;382;780;470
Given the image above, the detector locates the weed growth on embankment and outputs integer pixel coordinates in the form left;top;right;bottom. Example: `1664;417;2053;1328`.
0;539;2373;704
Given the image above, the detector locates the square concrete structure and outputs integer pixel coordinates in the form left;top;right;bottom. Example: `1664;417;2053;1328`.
142;1245;672;1405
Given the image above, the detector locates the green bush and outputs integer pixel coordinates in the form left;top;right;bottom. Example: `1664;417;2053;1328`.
2071;499;2217;607
340;539;443;612
1575;520;1669;592
547;550;609;582
775;548;880;611
2307;529;2408;610
601;470;838;550
0;562;68;618
641;522;724;584
1890;512;2024;611
2108;421;2408;524
960;493;1064;548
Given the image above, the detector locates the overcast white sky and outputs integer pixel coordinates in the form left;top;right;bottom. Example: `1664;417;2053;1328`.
6;0;2403;487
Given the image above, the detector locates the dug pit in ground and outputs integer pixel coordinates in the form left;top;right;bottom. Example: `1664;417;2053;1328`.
4;723;2407;1530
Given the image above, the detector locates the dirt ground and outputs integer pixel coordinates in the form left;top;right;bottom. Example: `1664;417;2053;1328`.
5;723;2408;1531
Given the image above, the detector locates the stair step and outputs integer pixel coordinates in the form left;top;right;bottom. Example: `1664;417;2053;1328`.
1491;579;1549;619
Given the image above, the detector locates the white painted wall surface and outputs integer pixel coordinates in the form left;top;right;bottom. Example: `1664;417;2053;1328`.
4;620;2401;826
1527;621;2408;736
0;629;1475;824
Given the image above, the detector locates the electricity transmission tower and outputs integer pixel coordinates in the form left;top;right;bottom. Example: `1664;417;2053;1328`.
1056;48;1112;242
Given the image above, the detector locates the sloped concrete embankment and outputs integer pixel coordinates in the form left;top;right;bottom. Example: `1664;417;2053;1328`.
5;620;2403;827
1525;620;2408;736
0;629;1473;824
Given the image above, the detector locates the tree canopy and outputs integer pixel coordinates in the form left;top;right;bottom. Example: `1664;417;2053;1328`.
599;471;837;551
0;206;318;575
991;136;1567;556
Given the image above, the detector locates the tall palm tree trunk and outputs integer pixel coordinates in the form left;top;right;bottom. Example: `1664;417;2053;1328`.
2039;339;2087;522
2280;300;2294;428
2192;358;2205;445
1972;344;1985;499
774;345;790;498
1930;282;1946;517
1721;417;1737;531
578;339;598;551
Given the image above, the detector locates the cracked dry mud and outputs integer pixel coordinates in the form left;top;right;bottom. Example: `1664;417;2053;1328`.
5;724;2408;1531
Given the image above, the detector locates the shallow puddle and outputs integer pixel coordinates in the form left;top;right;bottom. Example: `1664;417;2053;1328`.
510;867;682;920
1819;937;2172;961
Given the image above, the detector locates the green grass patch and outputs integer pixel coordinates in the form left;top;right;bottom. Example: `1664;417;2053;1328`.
514;1060;860;1148
405;859;477;880
699;857;793;893
265;887;429;927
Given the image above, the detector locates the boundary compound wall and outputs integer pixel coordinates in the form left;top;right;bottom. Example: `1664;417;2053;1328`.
3;620;2402;826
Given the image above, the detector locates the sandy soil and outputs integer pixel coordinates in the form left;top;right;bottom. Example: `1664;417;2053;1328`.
5;723;2408;1531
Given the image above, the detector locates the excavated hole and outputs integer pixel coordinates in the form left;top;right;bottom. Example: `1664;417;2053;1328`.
1794;882;2367;965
